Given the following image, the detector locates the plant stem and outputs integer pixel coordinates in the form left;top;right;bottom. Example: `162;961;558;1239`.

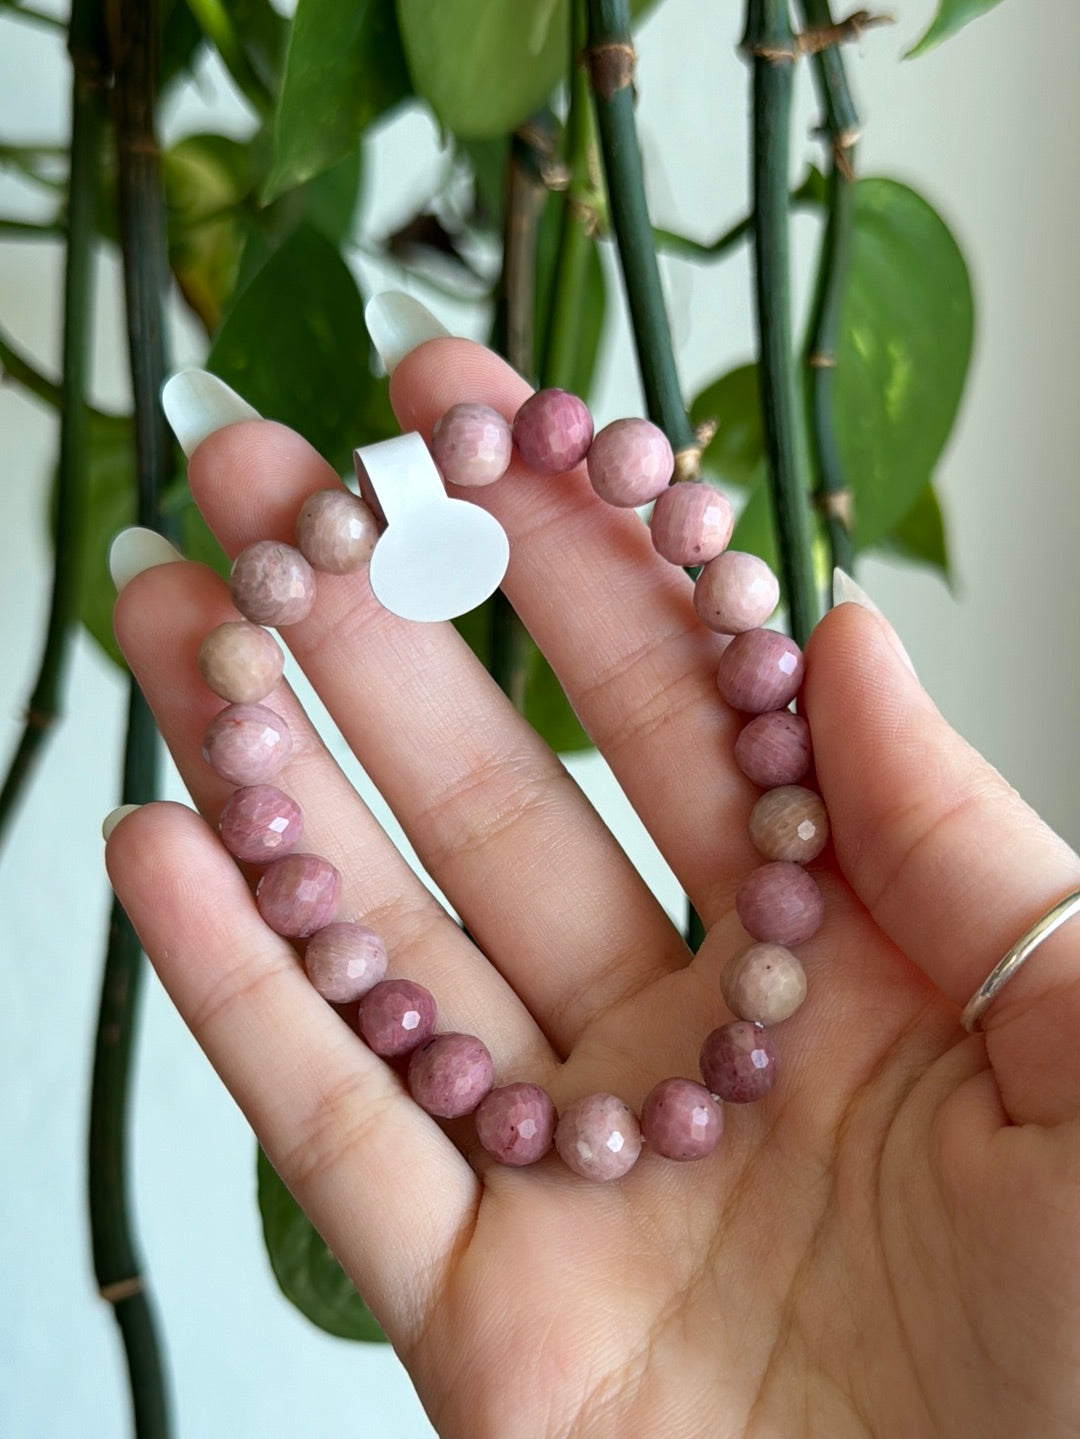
798;0;859;578
743;0;820;647
651;166;825;262
585;0;697;476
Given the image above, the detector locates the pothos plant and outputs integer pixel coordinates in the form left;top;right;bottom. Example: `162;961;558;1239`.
0;0;1000;1431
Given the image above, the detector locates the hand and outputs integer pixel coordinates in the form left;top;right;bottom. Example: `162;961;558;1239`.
106;339;1080;1439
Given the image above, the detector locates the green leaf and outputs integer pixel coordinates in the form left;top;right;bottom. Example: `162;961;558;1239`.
206;224;374;474
877;481;952;584
229;0;290;96
534;192;607;399
257;1147;386;1342
727;480;776;571
906;0;1005;58
690;365;763;490
264;0;410;202
164;133;256;334
835;178;973;549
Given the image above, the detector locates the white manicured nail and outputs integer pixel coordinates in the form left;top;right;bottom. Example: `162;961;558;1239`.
161;369;260;457
364;292;450;375
109;526;184;592
832;567;917;677
102;804;141;841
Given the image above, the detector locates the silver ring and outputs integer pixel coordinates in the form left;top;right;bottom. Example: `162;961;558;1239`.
961;888;1080;1032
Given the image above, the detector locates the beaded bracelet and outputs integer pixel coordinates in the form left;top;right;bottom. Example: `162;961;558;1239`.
195;388;828;1182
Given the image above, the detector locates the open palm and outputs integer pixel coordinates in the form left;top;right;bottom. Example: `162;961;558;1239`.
107;339;1080;1438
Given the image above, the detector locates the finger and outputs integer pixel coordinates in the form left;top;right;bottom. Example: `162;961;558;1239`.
184;417;686;1052
105;802;476;1344
804;600;1080;1124
390;339;762;924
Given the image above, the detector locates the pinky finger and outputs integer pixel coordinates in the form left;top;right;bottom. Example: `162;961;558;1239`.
105;801;478;1346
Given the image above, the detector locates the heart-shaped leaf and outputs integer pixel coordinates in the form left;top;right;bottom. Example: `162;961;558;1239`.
690;364;763;490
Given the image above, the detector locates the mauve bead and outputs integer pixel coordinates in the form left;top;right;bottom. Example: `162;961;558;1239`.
640;1078;723;1161
294;489;378;574
202;702;293;785
587;418;673;507
408;1032;495;1118
720;942;808;1025
555;1093;642;1181
198;621;283;704
513;389;593;474
431;403;513;487
716;628;804;714
303;922;388;1004
734;711;812;788
736;861;824;946
255;853;340;937
749;785;830;864
475;1082;557;1166
357;979;436;1057
650;481;734;565
701;1022;778;1103
695;551;780;634
230;540;316;626
218;784;303;863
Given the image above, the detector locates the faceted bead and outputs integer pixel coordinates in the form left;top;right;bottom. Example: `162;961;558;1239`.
408;1032;495;1118
294;489;378;574
695;552;780;634
513;389;593;475
587;418;673;507
431;403;513;487
555;1093;642;1181
198;621;283;704
734;711;812;788
749;785;830;864
218;784;303;864
475;1082;557;1166
716;629;804;714
230;540;317;627
202;702;293;786
256;853;340;937
640;1077;723;1161
650;481;733;565
700;1022;778;1103
720;942;808;1025
357;979;437;1057
736;861;824;946
303;922;388;1004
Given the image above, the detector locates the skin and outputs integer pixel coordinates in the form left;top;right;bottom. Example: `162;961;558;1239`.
106;339;1080;1439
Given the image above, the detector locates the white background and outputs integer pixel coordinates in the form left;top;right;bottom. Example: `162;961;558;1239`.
1;1;1078;1435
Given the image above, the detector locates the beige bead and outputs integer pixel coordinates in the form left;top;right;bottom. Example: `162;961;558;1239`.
295;488;379;574
198;621;284;704
721;942;808;1025
748;784;829;864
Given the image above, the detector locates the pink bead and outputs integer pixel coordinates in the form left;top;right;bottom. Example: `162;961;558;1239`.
700;1022;778;1103
716;629;804;714
198;621;283;704
587;418;673;507
720;943;808;1025
218;784;302;864
640;1077;723;1160
408;1033;495;1118
202;702;293;786
749;785;829;864
230;540;316;626
357;979;436;1057
431;403;513;487
736;861;824;946
649;481;733;565
695;551;779;634
555;1093;642;1181
513;389;593;474
303;922;388;1004
294;489;378;574
734;711;812;788
256;853;340;937
475;1083;557;1166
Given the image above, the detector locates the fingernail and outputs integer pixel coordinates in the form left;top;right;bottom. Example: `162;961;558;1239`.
832;567;917;677
364;292;450;376
102;803;141;841
161;369;260;457
109;526;184;592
